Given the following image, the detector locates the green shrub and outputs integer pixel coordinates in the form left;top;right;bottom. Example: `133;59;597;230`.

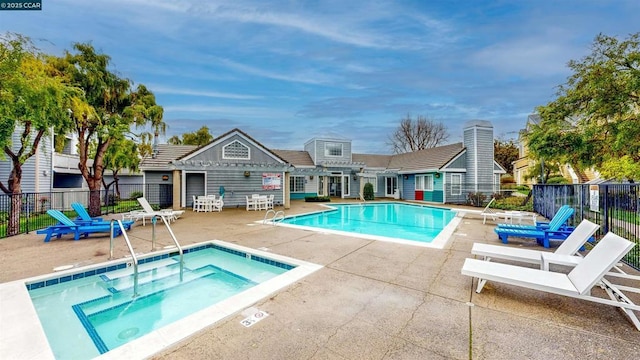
304;196;331;202
546;176;569;184
363;183;375;200
130;191;144;199
494;196;533;211
500;174;515;184
467;192;486;207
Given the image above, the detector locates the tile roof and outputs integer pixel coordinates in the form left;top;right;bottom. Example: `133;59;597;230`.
140;144;198;169
387;142;464;172
271;149;315;167
352;153;392;168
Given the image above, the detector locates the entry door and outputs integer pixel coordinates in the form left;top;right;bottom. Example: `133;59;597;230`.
385;177;397;197
185;172;205;207
329;176;342;197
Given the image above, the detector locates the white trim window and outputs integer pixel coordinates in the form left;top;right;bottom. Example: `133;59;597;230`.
451;174;462;195
290;176;305;193
223;140;250;160
494;174;501;193
415;174;433;191
324;142;343;157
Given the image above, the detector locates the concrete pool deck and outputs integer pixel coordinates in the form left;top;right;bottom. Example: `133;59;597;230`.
1;200;638;359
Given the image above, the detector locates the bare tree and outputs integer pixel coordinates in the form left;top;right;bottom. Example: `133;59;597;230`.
388;114;449;153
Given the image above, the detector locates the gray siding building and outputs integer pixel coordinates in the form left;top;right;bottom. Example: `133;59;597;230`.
138;121;505;209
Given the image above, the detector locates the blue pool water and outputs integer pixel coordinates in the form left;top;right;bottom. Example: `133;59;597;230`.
279;202;457;243
27;244;294;360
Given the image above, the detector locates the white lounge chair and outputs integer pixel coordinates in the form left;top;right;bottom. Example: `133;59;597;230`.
481;198;536;224
462;232;640;331
138;197;184;221
472;219;600;270
124;198;184;225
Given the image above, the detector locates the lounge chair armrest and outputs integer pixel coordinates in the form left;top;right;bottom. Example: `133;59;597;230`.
540;253;581;271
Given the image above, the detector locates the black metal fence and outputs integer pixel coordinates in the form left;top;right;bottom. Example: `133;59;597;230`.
533;184;639;270
0;184;173;238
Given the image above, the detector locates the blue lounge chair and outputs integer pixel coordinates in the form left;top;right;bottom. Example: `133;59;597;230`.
494;207;576;248
71;202;104;224
37;210;134;242
497;205;573;230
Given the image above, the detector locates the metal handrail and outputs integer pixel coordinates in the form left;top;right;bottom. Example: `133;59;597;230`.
273;211;285;224
263;209;276;224
110;219;139;297
263;209;285;225
157;215;184;282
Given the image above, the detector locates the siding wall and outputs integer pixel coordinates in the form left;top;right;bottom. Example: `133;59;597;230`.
463;121;495;194
402;175;416;200
202;169;285;208
304;141;316;164
0;126;53;193
305;139;352;165
447;154;466;169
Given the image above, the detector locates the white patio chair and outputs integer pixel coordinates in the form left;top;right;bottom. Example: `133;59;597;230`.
193;196;208;212
246;195;257;211
462;232;640;331
211;196;224;212
266;194;274;209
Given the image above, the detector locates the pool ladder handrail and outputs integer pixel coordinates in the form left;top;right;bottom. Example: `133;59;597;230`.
110;219;140;298
263;209;285;225
155;214;185;282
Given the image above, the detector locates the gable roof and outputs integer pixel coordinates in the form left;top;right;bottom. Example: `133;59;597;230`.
178;128;287;164
140;144;198;170
388;142;465;173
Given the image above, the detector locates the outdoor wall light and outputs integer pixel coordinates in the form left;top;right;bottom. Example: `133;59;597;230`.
244;171;250;177
435;173;441;179
309;175;314;180
403;175;409;180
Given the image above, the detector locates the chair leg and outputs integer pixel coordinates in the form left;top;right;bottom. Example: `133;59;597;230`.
476;278;487;293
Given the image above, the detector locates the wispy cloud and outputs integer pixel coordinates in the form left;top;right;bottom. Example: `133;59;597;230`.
149;85;262;100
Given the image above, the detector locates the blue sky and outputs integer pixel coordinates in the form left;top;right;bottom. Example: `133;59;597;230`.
1;0;638;153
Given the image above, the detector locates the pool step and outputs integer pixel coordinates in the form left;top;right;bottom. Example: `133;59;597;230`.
73;268;257;353
81;265;218;315
102;261;187;292
77;265;254;317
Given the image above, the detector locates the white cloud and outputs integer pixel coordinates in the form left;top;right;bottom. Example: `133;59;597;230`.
149;85;262;100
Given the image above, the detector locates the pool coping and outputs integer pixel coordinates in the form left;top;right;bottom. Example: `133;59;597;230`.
269;202;463;249
0;240;323;360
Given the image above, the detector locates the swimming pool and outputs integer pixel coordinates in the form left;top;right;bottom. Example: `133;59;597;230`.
1;241;322;360
277;202;460;248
